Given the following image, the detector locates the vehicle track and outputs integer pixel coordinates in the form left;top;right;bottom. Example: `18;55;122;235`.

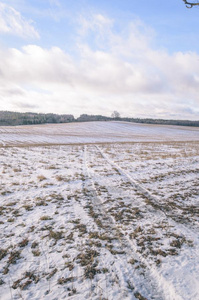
96;145;199;238
84;145;182;300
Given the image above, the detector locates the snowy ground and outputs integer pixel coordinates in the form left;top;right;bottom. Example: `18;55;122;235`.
0;123;199;300
1;121;199;146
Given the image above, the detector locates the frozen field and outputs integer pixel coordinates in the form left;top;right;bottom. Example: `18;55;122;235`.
0;123;199;300
1;121;199;146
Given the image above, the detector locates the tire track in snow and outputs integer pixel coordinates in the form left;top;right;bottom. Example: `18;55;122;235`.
96;145;199;241
83;146;137;299
93;145;199;300
60;147;127;300
84;146;182;300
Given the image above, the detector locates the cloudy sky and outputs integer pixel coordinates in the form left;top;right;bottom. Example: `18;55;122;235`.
0;0;199;119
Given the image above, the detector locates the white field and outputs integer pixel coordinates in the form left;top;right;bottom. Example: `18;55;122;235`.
0;121;199;146
0;122;199;300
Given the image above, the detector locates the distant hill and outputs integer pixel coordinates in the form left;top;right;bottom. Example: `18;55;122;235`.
0;111;199;127
121;117;199;127
77;114;199;127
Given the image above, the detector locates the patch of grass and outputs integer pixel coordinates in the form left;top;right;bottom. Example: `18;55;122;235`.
31;241;39;249
19;238;29;248
0;248;8;261
49;230;64;240
74;224;87;235
66;232;74;241
28;226;35;233
101;268;109;273
107;246;125;255
6;202;17;207
12;279;21;289
20;279;33;290
55;175;65;181
37;175;46;181
54;194;65;201
68;288;77;296
7;218;15;223
170;237;185;249
134;291;147;300
88;240;102;248
40;215;52;221
12;271;40;290
70;219;80;224
77;249;99;266
46;268;57;280
0;206;5;215
13;209;22;217
23;205;33;211
58;276;74;285
62;254;70;259
32;250;41;256
65;262;74;271
155;258;162;265
3;267;9;275
0;279;5;285
130;226;143;239
47;165;57;170
89;231;114;242
8;250;21;265
36;201;48;206
150;248;168;257
13;168;21;173
129;258;138;265
84;264;100;279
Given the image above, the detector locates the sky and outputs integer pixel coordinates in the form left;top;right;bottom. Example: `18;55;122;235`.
0;0;199;119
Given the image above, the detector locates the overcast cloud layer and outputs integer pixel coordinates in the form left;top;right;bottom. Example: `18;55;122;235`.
0;1;199;119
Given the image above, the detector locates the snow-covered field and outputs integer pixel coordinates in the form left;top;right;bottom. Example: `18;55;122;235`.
1;121;199;146
0;122;199;300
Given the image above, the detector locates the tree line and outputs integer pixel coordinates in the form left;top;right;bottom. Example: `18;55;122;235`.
0;111;199;127
0;111;74;126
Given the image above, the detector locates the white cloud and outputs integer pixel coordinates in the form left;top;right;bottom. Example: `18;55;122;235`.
0;14;199;119
0;3;39;38
78;13;113;37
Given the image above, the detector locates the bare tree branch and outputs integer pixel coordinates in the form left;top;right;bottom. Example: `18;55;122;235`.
183;0;199;8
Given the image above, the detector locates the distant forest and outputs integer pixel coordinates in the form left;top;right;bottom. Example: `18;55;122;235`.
0;111;199;127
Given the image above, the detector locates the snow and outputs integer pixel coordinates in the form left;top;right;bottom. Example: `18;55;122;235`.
0;122;199;299
0;121;199;146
